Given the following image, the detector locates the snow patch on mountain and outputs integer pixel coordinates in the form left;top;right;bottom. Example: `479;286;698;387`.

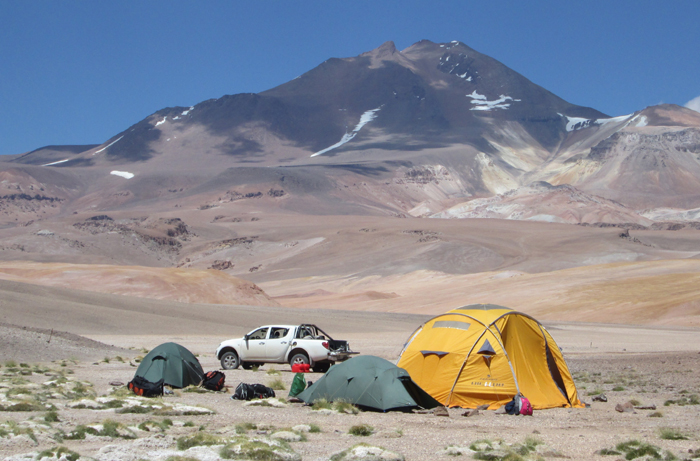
110;171;134;179
311;107;381;157
42;159;70;166
155;117;167;126
466;91;519;111
182;106;194;116
94;136;124;154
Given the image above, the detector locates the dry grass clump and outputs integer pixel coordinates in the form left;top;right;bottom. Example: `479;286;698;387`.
219;437;299;461
138;418;174;432
267;378;286;391
348;424;373;437
176;432;226;450
664;394;700;406
37;446;80;461
235;422;258;434
597;440;677;460
659;427;688;440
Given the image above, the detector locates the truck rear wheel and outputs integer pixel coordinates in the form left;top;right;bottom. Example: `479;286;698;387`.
289;353;309;367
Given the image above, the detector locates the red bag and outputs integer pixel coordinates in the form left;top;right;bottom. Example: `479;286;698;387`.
519;396;533;416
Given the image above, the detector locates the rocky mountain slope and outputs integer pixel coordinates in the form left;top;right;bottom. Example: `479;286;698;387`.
1;40;700;310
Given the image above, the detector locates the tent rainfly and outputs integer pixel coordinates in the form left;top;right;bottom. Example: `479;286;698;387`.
397;304;584;410
134;342;204;389
296;355;440;412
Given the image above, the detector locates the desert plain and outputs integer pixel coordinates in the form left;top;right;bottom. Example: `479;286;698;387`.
1;214;700;461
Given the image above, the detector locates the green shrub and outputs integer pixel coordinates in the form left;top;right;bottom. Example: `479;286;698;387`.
44;410;60;422
176;432;224;450
612;386;625;392
333;400;359;414
267;378;286;391
220;438;294;461
659;428;688;440
37;446;80;461
309;423;321;433
649;411;663;418
312;398;331;410
235;422;257;434
348;424;373;436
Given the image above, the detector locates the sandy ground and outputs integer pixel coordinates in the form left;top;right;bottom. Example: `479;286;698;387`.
1;282;700;461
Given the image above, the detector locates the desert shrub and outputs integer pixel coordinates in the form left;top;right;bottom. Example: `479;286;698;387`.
176;432;224;450
64;425;99;440
312;399;332;410
664;394;699;406
266;369;281;376
333;400;359;414
166;457;200;461
4;360;17;368
182;385;208;393
220;438;294;461
587;388;603;396
649;411;664;418
37;446;80;461
659;427;688;440
0;400;49;412
612;386;625;392
139;419;173;432
267;378;286;391
235;422;257;434
601;440;677;460
116;404;155;414
348;424;373;436
183;421;195;427
309;423;321;433
44;410;60;422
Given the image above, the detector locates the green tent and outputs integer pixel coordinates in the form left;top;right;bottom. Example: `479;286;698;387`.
296;355;440;412
135;342;204;389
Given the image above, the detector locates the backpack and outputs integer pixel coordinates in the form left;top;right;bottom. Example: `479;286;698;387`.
202;370;226;391
519;396;533;416
505;394;533;416
127;376;164;397
232;382;276;400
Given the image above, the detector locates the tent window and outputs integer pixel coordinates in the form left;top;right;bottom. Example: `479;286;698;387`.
432;321;470;331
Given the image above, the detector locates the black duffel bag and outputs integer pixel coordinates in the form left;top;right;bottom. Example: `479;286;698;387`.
232;382;276;400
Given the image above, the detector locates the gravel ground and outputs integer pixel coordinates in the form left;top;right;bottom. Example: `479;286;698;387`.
1;328;699;461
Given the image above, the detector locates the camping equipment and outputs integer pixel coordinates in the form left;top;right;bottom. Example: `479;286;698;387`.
296;355;440;412
505;394;533;416
397;304;583;410
232;383;276;400
202;370;226;391
133;342;204;389
127;376;164;397
291;363;311;373
289;372;307;397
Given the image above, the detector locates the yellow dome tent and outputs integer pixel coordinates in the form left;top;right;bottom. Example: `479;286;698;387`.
397;304;584;410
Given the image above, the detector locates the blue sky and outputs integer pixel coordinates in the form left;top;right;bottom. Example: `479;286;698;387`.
2;1;699;156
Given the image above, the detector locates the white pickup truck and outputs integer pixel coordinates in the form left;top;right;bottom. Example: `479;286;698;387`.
215;324;359;373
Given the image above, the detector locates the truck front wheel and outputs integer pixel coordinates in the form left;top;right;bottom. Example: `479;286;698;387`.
220;351;240;370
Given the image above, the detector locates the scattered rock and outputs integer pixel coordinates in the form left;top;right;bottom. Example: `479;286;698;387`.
592;394;608;402
433;405;449;417
634;404;657;410
615;401;636;413
461;408;480;417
